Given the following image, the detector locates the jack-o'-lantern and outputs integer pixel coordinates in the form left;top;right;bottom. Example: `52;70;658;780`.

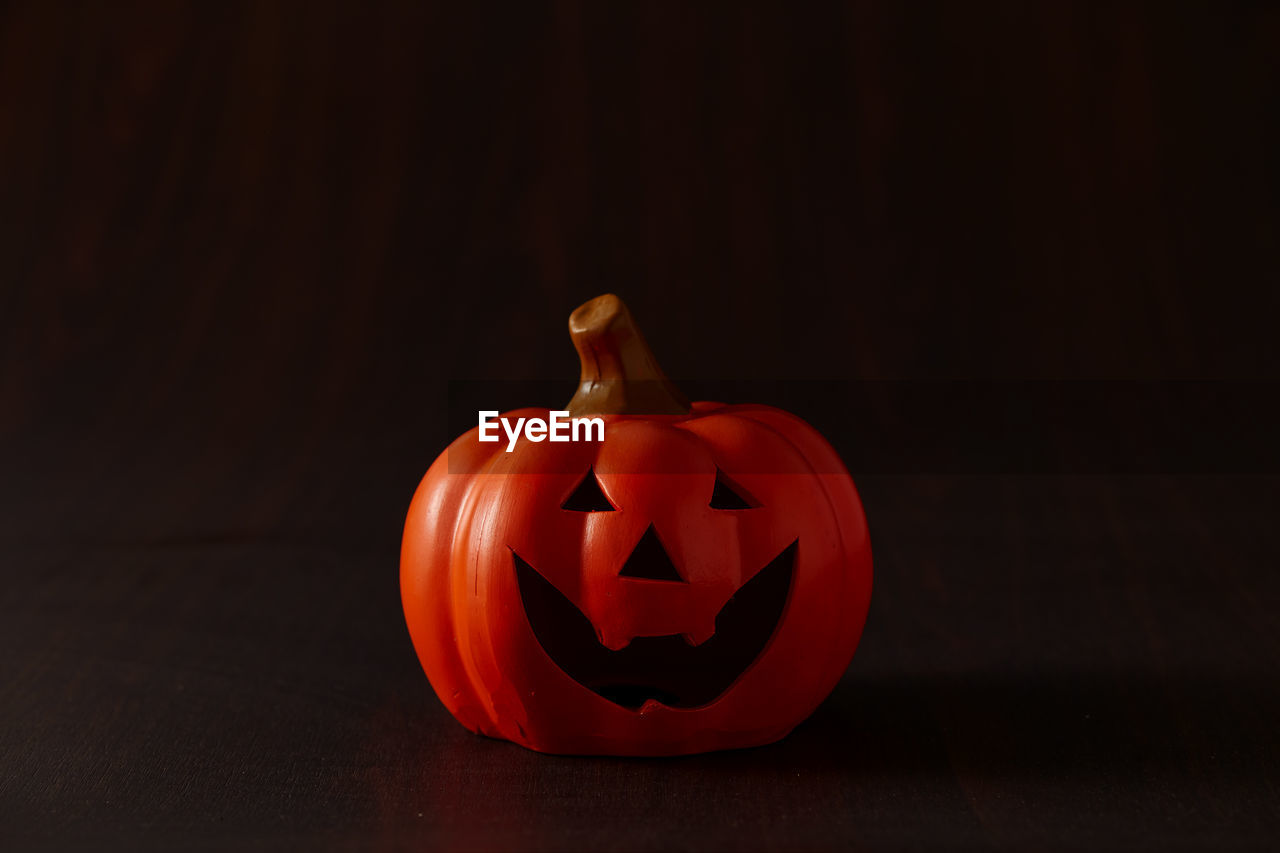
401;294;872;755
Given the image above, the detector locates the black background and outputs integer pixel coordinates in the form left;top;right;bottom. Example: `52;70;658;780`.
3;2;1278;850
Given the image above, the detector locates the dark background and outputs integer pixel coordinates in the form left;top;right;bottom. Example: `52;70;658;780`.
3;1;1278;850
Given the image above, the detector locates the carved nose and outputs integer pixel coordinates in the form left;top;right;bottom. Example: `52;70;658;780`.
619;525;686;583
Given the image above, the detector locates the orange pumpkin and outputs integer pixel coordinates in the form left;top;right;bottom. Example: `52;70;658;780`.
401;295;872;755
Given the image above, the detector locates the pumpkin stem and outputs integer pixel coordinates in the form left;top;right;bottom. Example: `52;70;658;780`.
565;294;691;417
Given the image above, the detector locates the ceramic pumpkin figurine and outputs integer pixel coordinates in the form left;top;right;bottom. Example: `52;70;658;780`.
401;294;872;755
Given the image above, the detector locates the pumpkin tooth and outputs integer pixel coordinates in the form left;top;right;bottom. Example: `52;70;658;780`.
597;629;632;652
681;626;715;647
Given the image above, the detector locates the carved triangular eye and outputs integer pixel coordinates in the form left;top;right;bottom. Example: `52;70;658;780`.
709;470;756;510
561;467;616;512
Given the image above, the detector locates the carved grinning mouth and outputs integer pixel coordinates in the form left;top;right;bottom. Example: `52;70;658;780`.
513;537;797;710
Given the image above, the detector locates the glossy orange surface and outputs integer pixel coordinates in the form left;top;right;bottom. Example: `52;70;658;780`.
401;401;872;755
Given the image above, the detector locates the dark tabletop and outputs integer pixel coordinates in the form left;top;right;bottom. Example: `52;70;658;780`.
2;2;1278;851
